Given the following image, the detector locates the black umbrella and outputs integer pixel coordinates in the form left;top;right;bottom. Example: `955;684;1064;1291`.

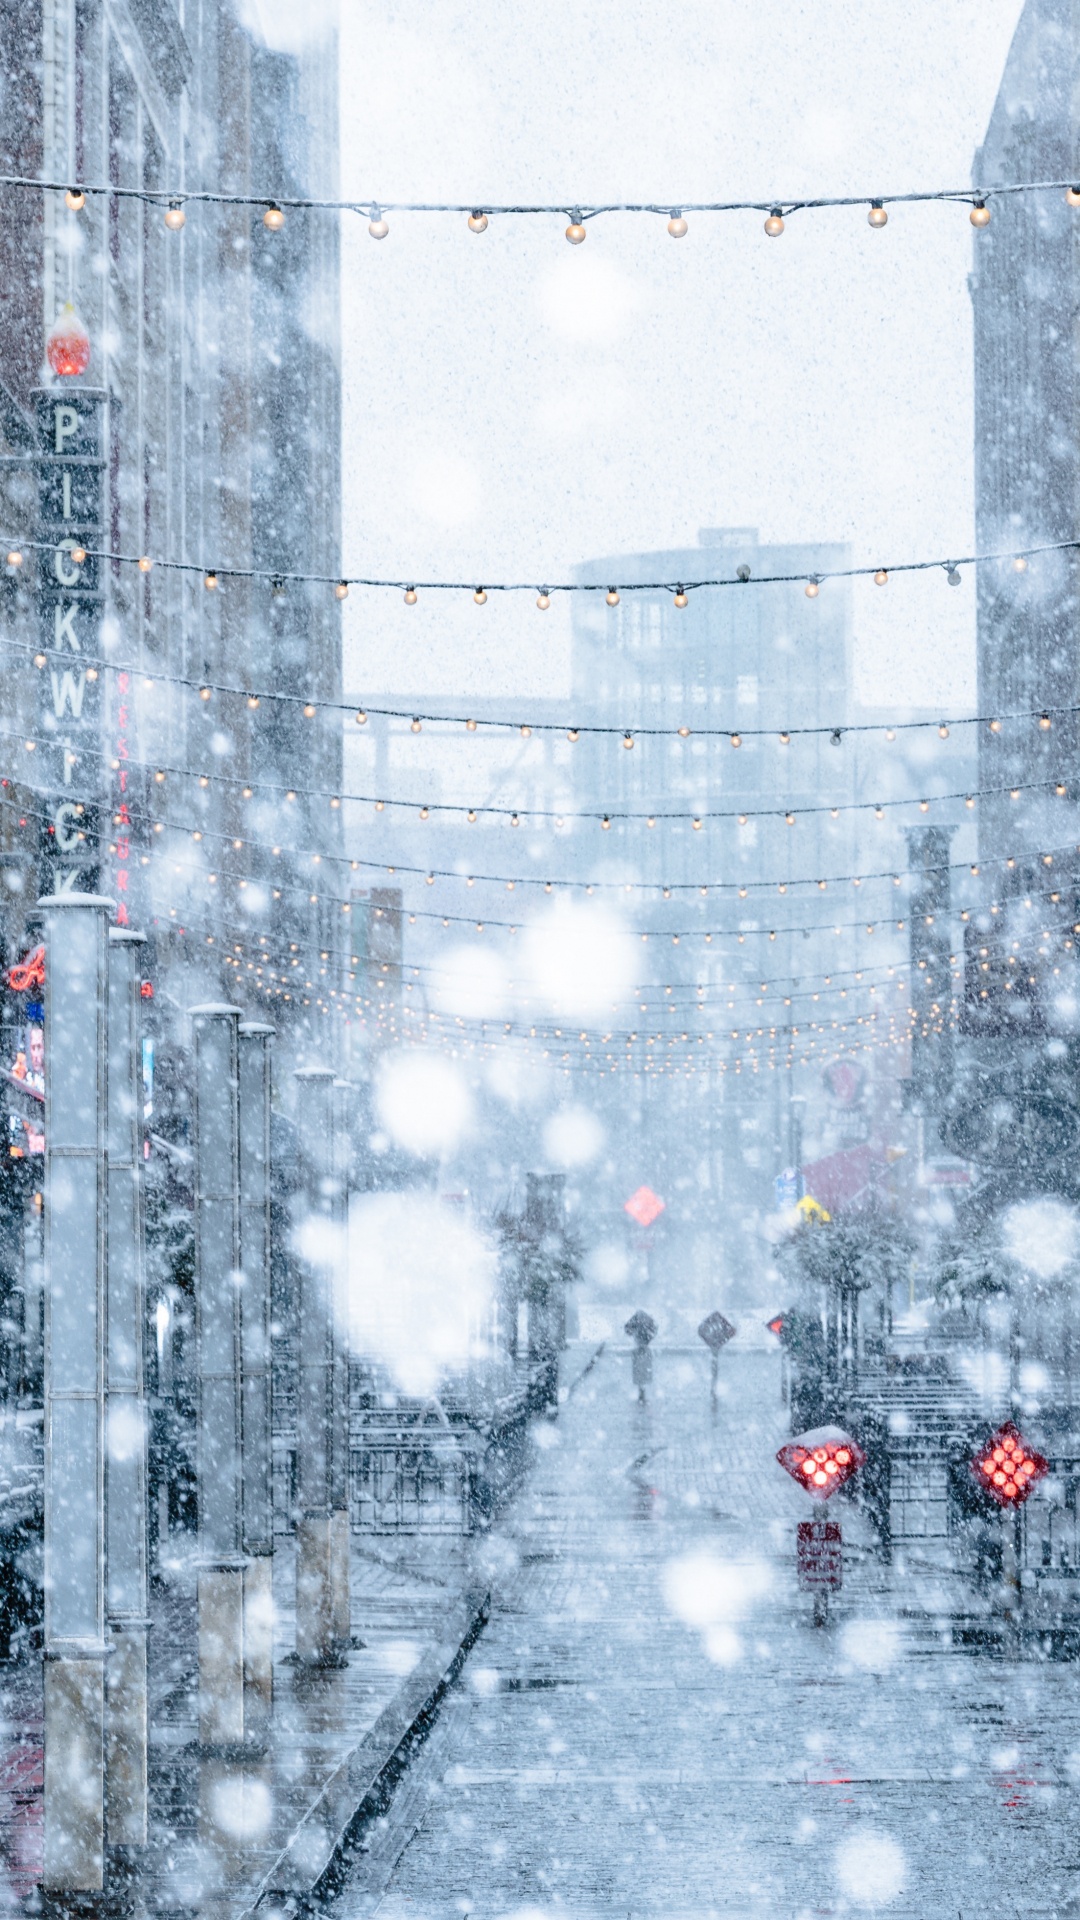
624;1310;658;1344
697;1311;737;1353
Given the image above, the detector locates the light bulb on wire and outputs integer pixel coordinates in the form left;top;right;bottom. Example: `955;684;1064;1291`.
65;188;85;212
368;208;389;239
874;569;888;585
606;587;619;606
468;211;488;233
970;201;991;227
667;211;688;238
165;202;186;230
764;209;785;236
868;201;888;228
1068;188;1080;209
565;210;586;244
805;577;820;598
536;591;550;610
473;587;487;605
263;203;285;230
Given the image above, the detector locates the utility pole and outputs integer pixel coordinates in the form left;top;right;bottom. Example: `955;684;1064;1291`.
293;1067;339;1664
192;1004;246;1746
239;1023;275;1718
40;894;111;1891
105;928;149;1846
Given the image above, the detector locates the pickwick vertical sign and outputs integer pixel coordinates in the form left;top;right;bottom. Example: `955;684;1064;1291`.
31;386;104;900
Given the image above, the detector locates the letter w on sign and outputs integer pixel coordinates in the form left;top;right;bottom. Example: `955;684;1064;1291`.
50;668;86;719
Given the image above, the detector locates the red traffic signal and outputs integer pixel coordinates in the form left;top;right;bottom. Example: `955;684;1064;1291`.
777;1425;866;1500
766;1312;786;1338
971;1421;1047;1507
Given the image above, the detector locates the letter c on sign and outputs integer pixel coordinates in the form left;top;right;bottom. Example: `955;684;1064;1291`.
54;802;82;853
53;540;81;587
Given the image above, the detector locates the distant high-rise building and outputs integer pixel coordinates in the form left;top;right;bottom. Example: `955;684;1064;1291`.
569;530;873;1292
971;0;1080;883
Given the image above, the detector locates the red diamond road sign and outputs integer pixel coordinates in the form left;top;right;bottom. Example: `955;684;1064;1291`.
624;1185;665;1228
777;1425;866;1500
971;1421;1048;1507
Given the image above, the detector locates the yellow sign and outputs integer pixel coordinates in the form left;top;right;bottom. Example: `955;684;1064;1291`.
796;1193;831;1223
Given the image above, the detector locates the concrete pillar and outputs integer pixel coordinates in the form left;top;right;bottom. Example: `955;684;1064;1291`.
40;894;111;1891
293;1068;338;1665
330;1079;352;1650
105;929;149;1846
192;1005;246;1748
238;1023;275;1715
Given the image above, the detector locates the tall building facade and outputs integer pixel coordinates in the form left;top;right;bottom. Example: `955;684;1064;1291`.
972;0;1080;880
953;0;1080;1205
0;0;343;1060
569;530;914;1308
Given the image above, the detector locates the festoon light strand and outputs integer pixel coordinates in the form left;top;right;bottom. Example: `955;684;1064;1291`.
29;172;1080;240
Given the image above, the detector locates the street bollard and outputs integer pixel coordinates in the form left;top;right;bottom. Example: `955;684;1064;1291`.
40;894;112;1890
239;1023;275;1717
192;1005;247;1747
105;928;149;1846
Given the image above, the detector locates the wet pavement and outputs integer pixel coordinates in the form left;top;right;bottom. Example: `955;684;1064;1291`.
0;1534;478;1915
332;1341;1080;1920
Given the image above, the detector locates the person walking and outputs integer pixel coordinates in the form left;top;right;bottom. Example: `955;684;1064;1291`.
625;1310;658;1405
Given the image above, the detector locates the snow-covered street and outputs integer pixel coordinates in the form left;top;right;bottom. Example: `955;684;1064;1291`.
336;1342;1080;1920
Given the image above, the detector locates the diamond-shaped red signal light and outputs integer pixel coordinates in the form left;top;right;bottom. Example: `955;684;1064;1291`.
777;1426;866;1501
971;1421;1047;1507
766;1312;787;1339
624;1185;665;1228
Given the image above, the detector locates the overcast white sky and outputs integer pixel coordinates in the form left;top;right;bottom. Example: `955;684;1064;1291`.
335;1;1023;710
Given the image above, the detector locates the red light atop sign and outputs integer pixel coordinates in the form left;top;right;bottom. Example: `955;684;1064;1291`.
766;1312;786;1339
624;1185;664;1228
971;1421;1047;1507
46;303;91;378
777;1426;866;1500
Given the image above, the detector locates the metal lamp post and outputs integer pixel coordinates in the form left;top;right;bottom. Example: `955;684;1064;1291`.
239;1022;275;1715
293;1067;340;1664
331;1078;352;1650
105;928;149;1845
192;1004;246;1747
40;894;112;1891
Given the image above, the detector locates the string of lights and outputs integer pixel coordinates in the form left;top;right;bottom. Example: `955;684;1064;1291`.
4;759;1073;944
1;622;1076;753
40;751;1080;900
4;527;1076;604
8;699;1057;830
138;760;1068;834
12;170;1080;236
0;793;1000;1030
148;907;928;1062
18;878;962;1076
